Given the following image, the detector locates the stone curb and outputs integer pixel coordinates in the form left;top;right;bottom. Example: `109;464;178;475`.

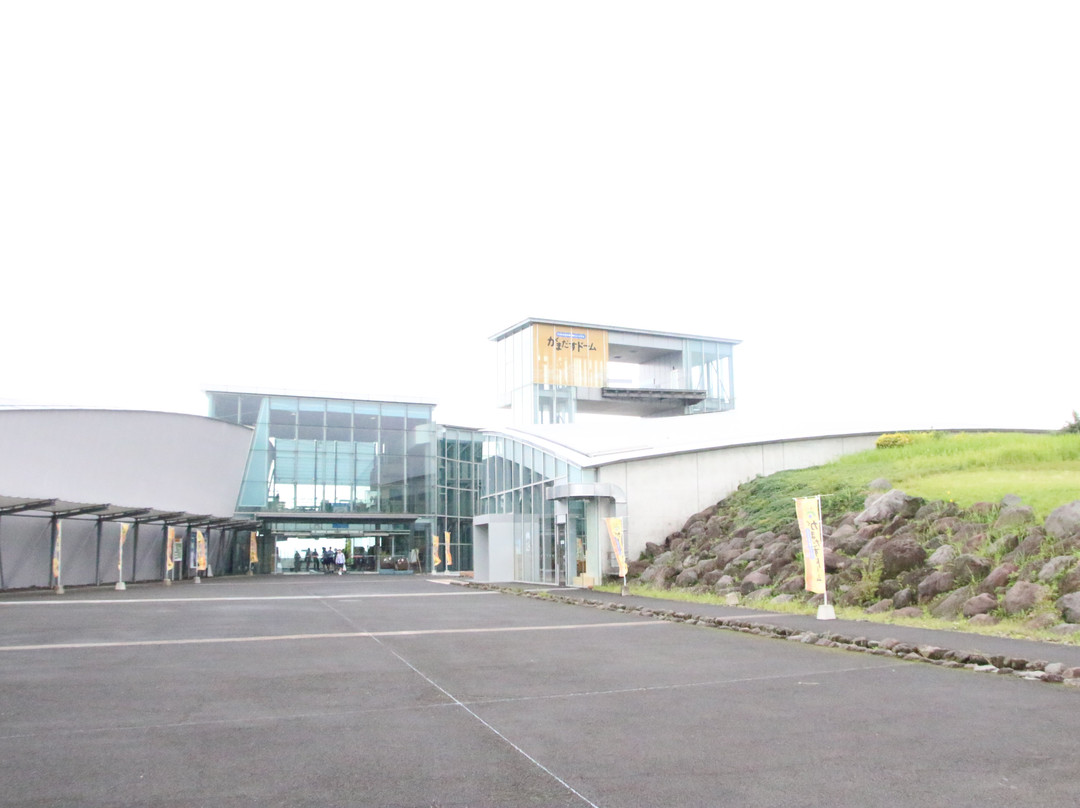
467;583;1080;687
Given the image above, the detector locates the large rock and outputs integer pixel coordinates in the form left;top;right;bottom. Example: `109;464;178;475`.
702;570;725;587
694;558;719;576
978;562;1018;594
626;559;650;577
918;570;956;603
963;593;998;617
892;588;917;609
855;490;923;525
1046;501;1080;541
995;505;1036;530
881;538;927;579
1056;592;1080;623
826;523;857;549
947;554;992;585
930;589;970;620
1059;567;1080;596
642;564;678;588
740;570;771;594
823;548;847;573
715;547;746;567
834;524;880;555
675;568;699;587
1003;581;1049;615
1003;528;1047;563
1038;556;1077;583
733;548;762;565
927;545;958;567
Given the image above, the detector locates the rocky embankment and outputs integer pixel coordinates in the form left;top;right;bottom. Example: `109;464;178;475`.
632;480;1080;633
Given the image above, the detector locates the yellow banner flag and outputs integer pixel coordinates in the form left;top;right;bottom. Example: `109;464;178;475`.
196;530;207;571
249;531;258;564
52;521;62;582
119;523;129;574
795;496;827;594
432;533;441;567
166;526;175;571
605;517;628;577
444;531;452;567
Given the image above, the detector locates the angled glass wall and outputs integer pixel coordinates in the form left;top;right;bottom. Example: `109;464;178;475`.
209;392;436;517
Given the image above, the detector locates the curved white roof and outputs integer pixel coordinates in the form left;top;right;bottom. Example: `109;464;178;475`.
0;409;253;518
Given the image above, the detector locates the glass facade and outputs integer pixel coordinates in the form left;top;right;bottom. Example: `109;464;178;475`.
209;392;484;573
495;321;736;424
683;339;735;414
436;428;482;573
209;392;437;516
479;433;601;585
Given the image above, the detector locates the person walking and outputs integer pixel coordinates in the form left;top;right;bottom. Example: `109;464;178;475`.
334;548;346;575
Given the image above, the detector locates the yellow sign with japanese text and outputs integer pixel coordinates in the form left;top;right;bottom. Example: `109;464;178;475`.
532;324;608;388
119;523;129;574
795;496;826;594
605;517;628;577
165;526;175;570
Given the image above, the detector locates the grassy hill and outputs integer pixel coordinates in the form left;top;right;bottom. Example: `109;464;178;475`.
617;431;1080;643
727;431;1080;533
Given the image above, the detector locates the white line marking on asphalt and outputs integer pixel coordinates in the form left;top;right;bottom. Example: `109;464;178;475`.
389;653;604;808
0;620;665;652
319;599;605;808
0;591;500;606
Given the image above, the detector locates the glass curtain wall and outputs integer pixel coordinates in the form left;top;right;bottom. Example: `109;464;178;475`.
209;393;435;517
479;433;593;584
436;427;482;573
683;339;736;414
497;325;533;422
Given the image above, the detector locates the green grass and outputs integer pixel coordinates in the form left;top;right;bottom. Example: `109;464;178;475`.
728;431;1080;532
604;431;1080;645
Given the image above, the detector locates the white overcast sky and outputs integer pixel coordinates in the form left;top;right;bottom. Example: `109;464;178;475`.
2;2;1077;435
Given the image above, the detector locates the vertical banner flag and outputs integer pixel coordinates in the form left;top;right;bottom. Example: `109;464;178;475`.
795;496;827;594
604;517;628;577
119;523;129;575
444;531;452;567
166;526;175;571
249;531;258;564
432;533;441;567
52;521;62;583
196;530;207;571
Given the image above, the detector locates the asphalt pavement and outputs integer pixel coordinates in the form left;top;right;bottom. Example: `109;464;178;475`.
2;574;1079;807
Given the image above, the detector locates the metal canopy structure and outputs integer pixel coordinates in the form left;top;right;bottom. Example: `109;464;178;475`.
0;495;257;530
0;494;262;592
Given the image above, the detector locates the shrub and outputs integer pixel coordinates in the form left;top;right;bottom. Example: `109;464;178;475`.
876;433;912;448
1062;411;1080;434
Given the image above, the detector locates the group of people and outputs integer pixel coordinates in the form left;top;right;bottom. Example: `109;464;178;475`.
293;547;346;574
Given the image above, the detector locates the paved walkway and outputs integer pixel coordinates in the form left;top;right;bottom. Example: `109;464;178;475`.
479;581;1080;673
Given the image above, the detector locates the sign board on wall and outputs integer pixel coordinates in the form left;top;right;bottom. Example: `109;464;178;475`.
532;324;608;388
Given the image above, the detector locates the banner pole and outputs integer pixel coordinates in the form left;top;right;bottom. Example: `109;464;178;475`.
115;523;128;591
815;494;835;620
